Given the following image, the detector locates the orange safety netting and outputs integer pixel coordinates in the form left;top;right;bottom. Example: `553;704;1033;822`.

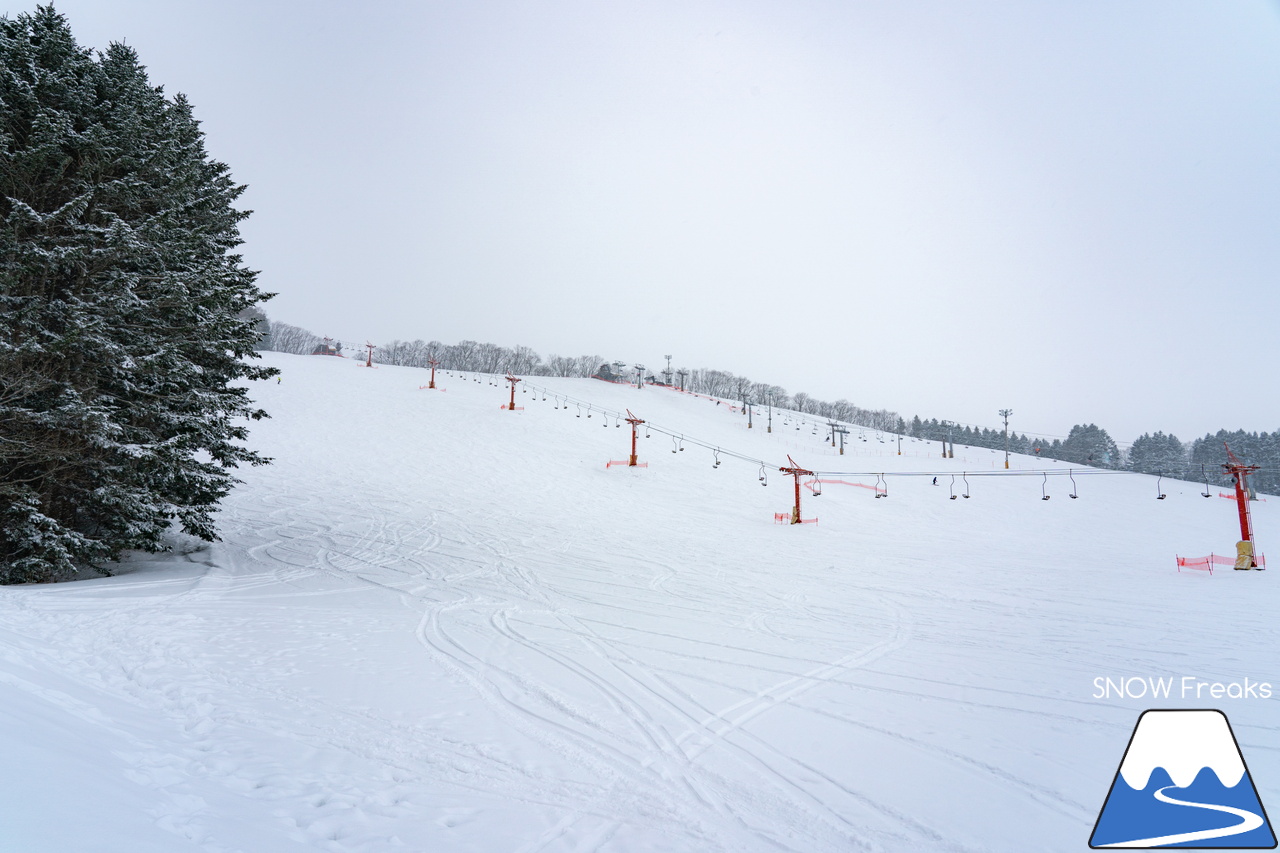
1177;553;1267;573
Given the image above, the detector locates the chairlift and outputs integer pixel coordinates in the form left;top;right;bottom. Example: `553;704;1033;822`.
1156;474;1166;500
1041;472;1050;501
672;435;680;454
576;404;582;417
874;473;887;498
962;472;971;499
1069;470;1078;499
758;464;768;486
1201;465;1212;498
949;475;957;500
712;449;721;468
812;476;822;496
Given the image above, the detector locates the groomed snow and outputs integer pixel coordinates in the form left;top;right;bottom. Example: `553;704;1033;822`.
2;351;1276;852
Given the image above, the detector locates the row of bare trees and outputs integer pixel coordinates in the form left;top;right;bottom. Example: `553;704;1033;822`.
259;323;905;431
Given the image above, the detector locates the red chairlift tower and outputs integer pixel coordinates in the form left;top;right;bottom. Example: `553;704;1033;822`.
363;342;376;367
779;455;817;525
427;358;440;389
503;374;523;411
1224;442;1261;569
607;410;649;468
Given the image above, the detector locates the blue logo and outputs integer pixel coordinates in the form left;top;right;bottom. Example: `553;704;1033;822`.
1091;710;1276;848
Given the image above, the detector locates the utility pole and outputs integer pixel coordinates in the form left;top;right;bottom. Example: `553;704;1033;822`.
999;409;1013;469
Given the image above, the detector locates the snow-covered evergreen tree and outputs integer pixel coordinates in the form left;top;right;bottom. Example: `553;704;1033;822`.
1126;431;1187;477
1057;424;1120;468
1;7;275;583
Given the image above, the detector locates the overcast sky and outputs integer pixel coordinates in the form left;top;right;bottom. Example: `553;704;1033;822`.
23;1;1280;444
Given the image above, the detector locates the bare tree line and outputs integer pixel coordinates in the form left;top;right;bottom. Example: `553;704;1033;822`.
260;321;903;431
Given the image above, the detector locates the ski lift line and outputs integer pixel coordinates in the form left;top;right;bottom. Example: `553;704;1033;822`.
517;379;782;469
519;379;907;440
809;468;1126;479
513;381;1142;485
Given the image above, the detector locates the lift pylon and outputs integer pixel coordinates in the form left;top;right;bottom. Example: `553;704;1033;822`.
1224;443;1261;569
607;409;649;468
502;374;524;411
778;455;817;524
427;358;440;389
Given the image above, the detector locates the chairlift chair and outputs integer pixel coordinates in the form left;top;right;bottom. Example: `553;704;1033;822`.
1156;474;1166;500
949;475;957;500
1041;473;1050;501
962;472;971;499
1201;465;1212;498
1069;470;1078;499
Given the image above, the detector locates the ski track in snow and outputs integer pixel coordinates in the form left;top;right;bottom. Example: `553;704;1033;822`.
3;353;1277;852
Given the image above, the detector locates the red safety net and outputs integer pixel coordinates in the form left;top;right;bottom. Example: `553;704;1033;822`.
1177;553;1267;573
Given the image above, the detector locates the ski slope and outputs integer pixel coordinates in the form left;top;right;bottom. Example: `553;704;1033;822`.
2;351;1276;853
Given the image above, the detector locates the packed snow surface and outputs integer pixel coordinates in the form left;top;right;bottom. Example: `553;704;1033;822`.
2;351;1277;852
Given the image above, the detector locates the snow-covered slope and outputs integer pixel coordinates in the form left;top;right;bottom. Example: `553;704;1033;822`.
2;351;1276;853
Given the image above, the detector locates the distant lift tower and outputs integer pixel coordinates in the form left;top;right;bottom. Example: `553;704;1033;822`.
1223;443;1261;569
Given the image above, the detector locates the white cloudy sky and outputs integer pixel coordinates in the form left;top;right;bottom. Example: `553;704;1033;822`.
25;0;1280;444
